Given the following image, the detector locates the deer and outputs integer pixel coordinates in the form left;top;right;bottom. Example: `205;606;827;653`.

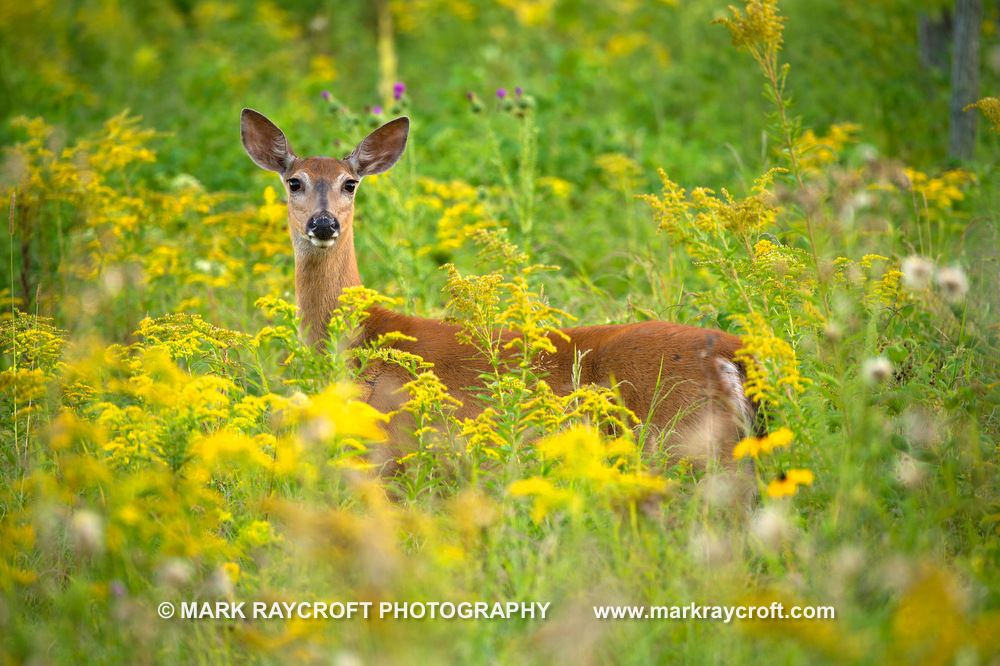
241;109;757;474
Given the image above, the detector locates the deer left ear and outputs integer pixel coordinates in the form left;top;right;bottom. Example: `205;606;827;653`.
346;117;409;177
241;108;297;173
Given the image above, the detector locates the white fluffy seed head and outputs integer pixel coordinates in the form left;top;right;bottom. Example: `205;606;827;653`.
157;557;193;589
901;256;934;290
750;506;792;552
895;453;928;489
70;509;105;555
935;266;969;302
688;529;732;567
863;357;893;385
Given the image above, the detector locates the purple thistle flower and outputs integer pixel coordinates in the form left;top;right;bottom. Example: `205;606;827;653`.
393;82;406;100
496;88;507;99
321;90;331;100
372;106;383;115
515;86;523;96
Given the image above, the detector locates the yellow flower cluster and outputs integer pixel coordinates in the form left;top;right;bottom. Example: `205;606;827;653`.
391;0;477;33
0;304;396;598
904;168;973;218
494;0;556;27
508;426;669;523
732;311;810;408
766;468;814;497
412;177;496;258
401;370;462;443
795;122;860;175
498;274;571;364
641;168;782;264
595;152;641;181
964;97;1000;135
602;32;671;65
536;176;574;199
733;426;794;459
713;0;786;68
832;254;905;310
733;428;814;498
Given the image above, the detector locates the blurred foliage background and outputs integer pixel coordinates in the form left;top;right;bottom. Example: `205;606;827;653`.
3;0;999;191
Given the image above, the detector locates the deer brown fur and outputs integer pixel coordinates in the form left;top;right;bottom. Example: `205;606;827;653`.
241;109;755;470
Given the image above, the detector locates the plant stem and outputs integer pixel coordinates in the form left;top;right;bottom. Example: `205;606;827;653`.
761;54;830;319
9;192;19;464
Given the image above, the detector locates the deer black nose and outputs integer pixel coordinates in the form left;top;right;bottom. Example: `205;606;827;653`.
307;215;340;241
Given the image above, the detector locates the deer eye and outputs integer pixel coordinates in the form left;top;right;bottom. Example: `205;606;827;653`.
287;178;302;192
344;180;357;194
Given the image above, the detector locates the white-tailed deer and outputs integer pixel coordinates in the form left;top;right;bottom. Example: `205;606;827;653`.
241;109;756;470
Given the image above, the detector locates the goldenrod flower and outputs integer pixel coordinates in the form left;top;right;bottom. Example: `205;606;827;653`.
732;312;810;409
903;168;973;218
965;96;1000;135
795;123;860;175
240;520;280;547
508;477;581;524
537;176;573;198
713;0;786;70
733;427;794;459
223;562;241;584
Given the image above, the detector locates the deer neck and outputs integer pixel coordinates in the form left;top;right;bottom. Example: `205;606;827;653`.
294;226;363;347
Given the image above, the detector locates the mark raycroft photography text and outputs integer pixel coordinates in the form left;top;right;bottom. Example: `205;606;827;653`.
158;600;552;620
158;600;836;623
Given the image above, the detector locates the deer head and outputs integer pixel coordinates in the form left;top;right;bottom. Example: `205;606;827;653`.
240;109;409;257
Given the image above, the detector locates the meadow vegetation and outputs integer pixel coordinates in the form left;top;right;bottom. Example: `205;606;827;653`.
2;0;1000;663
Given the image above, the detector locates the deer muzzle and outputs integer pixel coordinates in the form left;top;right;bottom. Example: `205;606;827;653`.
306;214;341;247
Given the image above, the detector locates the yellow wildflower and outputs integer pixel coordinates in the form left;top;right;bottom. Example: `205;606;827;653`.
293;385;389;443
733;312;810;408
537;176;573;198
494;0;555;26
965;97;1000;135
240;520;280;547
713;0;786;67
733;427;794;459
508;477;581;524
904;168;973;217
605;32;650;59
595;152;641;180
223;562;240;584
795;123;860;174
753;238;774;256
766;469;815;497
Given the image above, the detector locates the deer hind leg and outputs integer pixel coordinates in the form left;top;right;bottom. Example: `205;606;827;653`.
356;364;470;477
640;357;755;472
357;365;411;475
684;357;755;472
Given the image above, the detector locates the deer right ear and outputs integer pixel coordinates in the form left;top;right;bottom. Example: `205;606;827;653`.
241;108;296;173
346;116;409;177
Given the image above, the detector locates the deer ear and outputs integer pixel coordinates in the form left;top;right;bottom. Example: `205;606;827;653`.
241;109;296;173
346;117;409;177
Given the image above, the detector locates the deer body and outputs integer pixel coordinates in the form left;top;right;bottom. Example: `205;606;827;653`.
242;110;753;468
